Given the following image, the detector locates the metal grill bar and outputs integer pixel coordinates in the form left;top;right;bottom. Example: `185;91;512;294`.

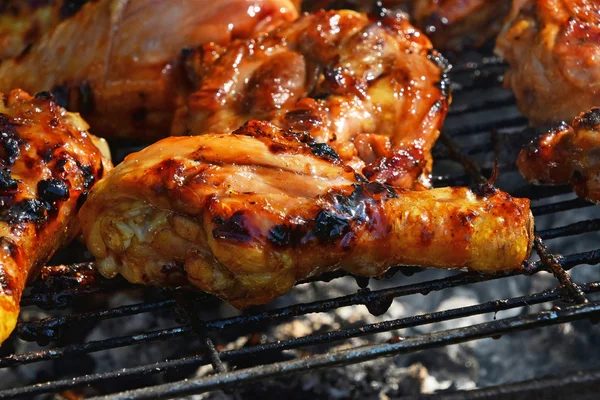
538;219;600;241
16;300;175;342
4;281;600;399
450;56;506;73
410;369;600;400
88;301;600;400
448;97;515;116
444;116;528;137
531;198;593;216
4;240;600;369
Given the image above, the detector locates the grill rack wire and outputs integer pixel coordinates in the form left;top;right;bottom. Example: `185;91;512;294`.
1;53;600;400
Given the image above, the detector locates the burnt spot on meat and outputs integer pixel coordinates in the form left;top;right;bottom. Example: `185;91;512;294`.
0;169;18;192
308;142;340;160
212;211;252;243
38;179;70;203
77;163;96;189
355;173;369;183
311;183;395;245
313;210;350;243
363;181;398;198
76;191;88;211
1;198;47;225
55;157;69;173
39;143;62;163
34;91;56;101
78;82;94;115
0;114;23;166
575;108;600;130
268;224;291;247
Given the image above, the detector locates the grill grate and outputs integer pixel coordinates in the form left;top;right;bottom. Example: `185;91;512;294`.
1;51;600;399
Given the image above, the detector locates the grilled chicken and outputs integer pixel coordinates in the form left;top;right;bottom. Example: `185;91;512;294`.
496;0;600;126
300;1;511;52
518;108;600;203
172;10;450;189
80;121;534;309
0;0;298;141
0;89;110;346
0;0;92;60
409;0;511;52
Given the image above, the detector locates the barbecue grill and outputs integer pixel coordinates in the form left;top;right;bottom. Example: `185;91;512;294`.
1;48;600;400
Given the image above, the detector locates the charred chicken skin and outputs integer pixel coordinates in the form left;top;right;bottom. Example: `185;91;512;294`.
518;108;600;203
0;0;92;60
496;0;600;126
0;0;298;141
0;89;110;345
172;10;450;189
80;121;534;309
409;0;511;52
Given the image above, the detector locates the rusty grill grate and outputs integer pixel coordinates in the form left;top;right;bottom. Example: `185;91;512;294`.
1;52;600;400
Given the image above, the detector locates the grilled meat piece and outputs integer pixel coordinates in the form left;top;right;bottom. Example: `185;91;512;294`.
301;1;511;52
0;0;298;141
172;10;450;189
518;108;600;203
0;0;92;60
496;0;600;126
0;89;110;345
80;121;534;309
409;0;511;52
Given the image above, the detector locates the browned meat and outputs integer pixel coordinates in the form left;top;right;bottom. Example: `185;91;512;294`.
518;108;600;203
407;0;511;52
496;0;600;126
0;0;92;60
172;10;450;189
80;120;534;309
0;89;110;345
300;1;510;52
0;0;298;141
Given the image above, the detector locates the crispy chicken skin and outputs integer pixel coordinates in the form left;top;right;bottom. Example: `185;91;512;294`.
518;108;600;203
0;89;109;345
0;0;298;141
0;0;92;60
172;10;450;189
410;0;511;52
80;121;533;309
496;0;600;126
